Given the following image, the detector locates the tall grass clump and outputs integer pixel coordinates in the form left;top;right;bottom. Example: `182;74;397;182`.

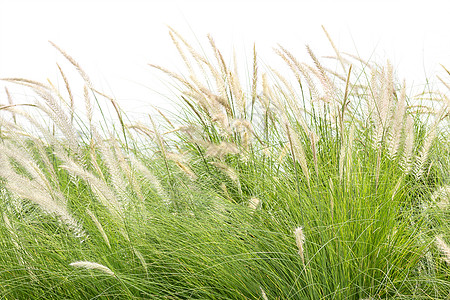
0;27;449;299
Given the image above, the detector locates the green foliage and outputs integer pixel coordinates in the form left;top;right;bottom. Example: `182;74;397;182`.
0;28;449;299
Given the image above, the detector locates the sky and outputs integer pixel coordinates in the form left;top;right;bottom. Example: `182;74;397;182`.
1;0;450;120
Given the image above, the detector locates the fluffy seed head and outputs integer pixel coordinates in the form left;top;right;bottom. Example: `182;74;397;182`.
435;236;450;265
69;261;115;276
249;197;260;210
294;226;305;264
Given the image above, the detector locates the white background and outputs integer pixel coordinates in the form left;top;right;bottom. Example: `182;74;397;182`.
1;0;449;119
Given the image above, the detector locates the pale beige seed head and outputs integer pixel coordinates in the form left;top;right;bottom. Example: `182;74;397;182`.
69;261;115;276
249;197;260;210
260;286;269;300
294;226;305;264
435;236;450;265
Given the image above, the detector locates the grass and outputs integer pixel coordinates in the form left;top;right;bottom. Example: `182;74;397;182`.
0;27;449;299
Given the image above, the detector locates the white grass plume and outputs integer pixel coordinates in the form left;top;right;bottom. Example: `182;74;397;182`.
294;226;306;265
69;261;115;276
260;286;269;300
285;123;310;186
86;209;111;250
249;197;261;210
0;141;85;239
49;41;93;88
435;236;450;265
400;115;414;174
57;150;124;220
387;82;406;158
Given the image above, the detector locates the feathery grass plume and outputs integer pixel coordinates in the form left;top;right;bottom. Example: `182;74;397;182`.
251;43;258;108
209;161;239;182
401;115;415;174
58;151;124;220
260;286;269;300
200;87;232;115
56;63;74;123
148;64;194;90
167;26;209;66
294;226;306;264
0;143;85;239
370;66;390;147
86;209;111;250
127;122;155;140
231;50;245;115
206;35;229;100
285;123;310;186
435;236;450;265
270;67;310;134
110;137;144;202
84;85;93;128
277;46;329;102
261;73;272;108
168;30;194;76
248;197;260;210
413;124;437;179
69;261;115;276
431;185;450;209
49;41;93;88
205;141;239;159
1;77;51;90
232;118;253;133
338;65;352;135
183;89;213;116
2;78;80;155
129;155;170;204
321;25;346;72
132;247;148;276
413;104;447;178
3;213;38;281
32;137;60;187
32;86;80;155
167;29;225;101
275;46;321;102
306;45;336;103
388;81;406;158
208;34;229;82
97;137;128;201
211;113;232;136
220;182;233;202
175;160;198;180
232;119;253;150
4;87;16;124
